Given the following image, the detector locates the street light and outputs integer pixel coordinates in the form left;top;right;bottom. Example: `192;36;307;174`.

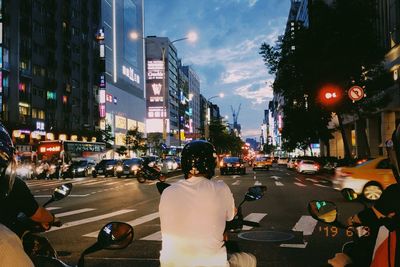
205;93;224;140
130;31;198;145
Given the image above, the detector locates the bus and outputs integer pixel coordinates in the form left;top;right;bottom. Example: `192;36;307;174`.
38;140;106;164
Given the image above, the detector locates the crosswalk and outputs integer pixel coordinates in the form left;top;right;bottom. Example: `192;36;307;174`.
43;204;317;250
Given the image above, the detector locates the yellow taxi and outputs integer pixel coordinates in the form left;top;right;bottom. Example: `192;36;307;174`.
252;155;273;171
333;157;396;200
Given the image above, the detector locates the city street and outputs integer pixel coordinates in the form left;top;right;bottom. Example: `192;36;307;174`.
25;165;365;267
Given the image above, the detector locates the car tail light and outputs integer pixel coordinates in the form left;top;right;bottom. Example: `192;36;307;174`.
338;170;352;177
235;163;241;167
314;164;320;169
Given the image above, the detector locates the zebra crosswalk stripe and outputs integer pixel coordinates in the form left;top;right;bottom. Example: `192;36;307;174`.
83;212;160;238
47;209;135;232
242;213;267;230
55;208;96;218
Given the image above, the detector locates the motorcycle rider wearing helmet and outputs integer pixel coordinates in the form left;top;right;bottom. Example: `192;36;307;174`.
159;140;256;267
328;126;400;267
0;123;55;265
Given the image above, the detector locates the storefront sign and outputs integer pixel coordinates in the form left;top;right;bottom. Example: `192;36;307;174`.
147;60;164;80
122;65;140;84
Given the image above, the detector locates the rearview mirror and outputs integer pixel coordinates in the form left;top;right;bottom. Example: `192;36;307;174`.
53;183;72;201
308;200;337;223
97;222;134;250
341;188;358;202
245;186;267;201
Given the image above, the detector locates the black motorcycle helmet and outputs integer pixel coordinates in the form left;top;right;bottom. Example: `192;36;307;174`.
0;122;16;198
181;140;217;179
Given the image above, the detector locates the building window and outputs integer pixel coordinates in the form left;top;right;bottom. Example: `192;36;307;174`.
38;110;45;120
32;108;37;118
47;91;56;100
19;104;29;116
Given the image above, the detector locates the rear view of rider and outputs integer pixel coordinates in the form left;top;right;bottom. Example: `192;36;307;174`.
159;140;256;267
328;125;400;267
0;123;55;266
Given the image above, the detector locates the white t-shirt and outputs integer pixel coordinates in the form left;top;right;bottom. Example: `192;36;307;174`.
159;176;235;267
0;224;34;267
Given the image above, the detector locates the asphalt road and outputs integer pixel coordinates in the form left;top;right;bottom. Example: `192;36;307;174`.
25;165;366;267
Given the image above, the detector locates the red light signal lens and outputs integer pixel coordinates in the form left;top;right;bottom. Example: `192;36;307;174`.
319;84;342;105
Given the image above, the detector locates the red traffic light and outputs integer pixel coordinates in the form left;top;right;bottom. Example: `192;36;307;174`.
319;84;342;105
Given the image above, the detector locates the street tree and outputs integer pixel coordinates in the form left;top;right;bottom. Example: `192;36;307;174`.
97;124;114;149
124;127;147;157
260;0;389;159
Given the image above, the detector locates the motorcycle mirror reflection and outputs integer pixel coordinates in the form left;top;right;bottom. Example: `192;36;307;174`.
52;183;73;201
244;186;267;201
97;222;134;250
308;200;338;224
341;188;358;202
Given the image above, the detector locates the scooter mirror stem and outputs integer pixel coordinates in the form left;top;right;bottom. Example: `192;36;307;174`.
77;242;103;267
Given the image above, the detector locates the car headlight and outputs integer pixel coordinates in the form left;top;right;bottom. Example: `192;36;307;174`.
106;165;113;170
116;166;123;172
77;167;85;172
131;165;139;171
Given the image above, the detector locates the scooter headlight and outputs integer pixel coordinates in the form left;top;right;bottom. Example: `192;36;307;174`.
131;165;139;171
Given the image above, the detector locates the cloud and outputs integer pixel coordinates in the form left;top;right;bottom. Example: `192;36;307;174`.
248;0;258;7
234;79;274;105
241;128;261;138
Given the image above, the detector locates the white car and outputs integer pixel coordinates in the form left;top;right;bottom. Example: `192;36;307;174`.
296;160;320;174
278;157;288;165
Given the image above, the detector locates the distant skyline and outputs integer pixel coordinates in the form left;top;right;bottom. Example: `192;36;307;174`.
144;0;291;140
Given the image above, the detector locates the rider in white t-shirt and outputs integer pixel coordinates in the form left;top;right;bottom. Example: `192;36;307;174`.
159;140;236;267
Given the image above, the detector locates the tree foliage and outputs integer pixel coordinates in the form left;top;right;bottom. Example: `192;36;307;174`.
124;127;147;156
208;118;244;156
97;124;114;149
260;0;390;158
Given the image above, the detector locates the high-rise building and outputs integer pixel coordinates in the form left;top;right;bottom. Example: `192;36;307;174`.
1;0;145;154
101;0;146;149
181;65;201;138
145;36;180;146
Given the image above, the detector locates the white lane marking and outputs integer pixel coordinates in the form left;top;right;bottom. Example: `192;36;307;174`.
104;181;120;186
56;208;96;218
295;178;302;182
34;194;90;197
81;180;111;186
232;175;240;179
286;172;291;175
275;181;284;186
294;182;306;187
306;178;319;183
46;207;61;211
242;213;267;230
232;180;241;186
280;243;308;248
141;231;162;241
315;184;329;188
292;215;318;236
125;181;136;186
48;209;135;232
280;216;317;249
84;212;159;238
254;181;262;186
271;176;281;180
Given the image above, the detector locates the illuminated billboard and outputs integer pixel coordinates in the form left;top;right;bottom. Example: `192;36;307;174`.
146;60;166;119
